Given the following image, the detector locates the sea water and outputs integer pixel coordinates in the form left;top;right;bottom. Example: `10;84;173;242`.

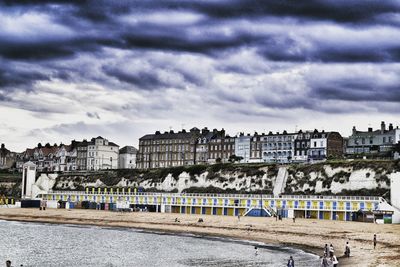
0;220;320;266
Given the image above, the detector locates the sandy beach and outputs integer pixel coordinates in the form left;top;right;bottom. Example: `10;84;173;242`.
0;208;399;266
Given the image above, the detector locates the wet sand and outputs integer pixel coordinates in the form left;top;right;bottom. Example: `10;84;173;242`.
0;208;399;266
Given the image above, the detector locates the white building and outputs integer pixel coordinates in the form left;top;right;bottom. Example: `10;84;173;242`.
21;161;36;198
118;146;137;169
346;122;400;156
309;137;327;160
261;131;297;163
87;136;119;170
54;144;77;172
234;134;251;163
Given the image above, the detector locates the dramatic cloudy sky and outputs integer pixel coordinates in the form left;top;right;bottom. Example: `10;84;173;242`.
1;0;400;151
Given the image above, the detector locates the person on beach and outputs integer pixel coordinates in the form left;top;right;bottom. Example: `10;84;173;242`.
238;214;240;221
324;244;329;255
373;234;377;249
292;216;296;223
254;246;259;256
331;254;338;267
287;255;295;267
6;260;12;267
329;244;334;256
344;241;350;257
321;254;329;267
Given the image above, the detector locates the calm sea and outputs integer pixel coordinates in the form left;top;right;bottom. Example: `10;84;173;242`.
0;220;320;266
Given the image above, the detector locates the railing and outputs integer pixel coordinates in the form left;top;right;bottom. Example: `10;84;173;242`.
47;190;381;201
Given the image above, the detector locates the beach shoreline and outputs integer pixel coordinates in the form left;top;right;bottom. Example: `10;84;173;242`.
1;208;399;266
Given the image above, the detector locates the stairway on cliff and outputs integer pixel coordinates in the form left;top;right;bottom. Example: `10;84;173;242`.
273;167;288;197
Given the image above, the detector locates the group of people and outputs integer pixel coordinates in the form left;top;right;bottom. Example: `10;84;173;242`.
321;243;339;266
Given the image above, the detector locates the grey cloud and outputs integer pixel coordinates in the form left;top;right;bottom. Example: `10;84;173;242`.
86;112;101;119
0;64;50;88
102;66;171;90
306;65;400;103
314;84;400;102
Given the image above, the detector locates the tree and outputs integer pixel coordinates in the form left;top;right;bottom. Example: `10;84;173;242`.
393;142;400;153
229;154;243;163
45;143;51;148
216;157;222;164
37;143;42;148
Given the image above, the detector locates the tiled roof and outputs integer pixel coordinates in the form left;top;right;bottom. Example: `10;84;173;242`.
40;147;59;156
139;131;197;140
24;148;35;157
108;142;119;147
119;146;138;154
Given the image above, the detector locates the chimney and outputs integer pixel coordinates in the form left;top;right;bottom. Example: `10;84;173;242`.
368;127;373;132
381;121;386;134
1;143;4;149
389;123;394;131
202;127;209;134
352;126;357;135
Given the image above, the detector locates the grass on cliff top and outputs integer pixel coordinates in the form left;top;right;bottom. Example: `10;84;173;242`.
0;170;21;182
288;159;400;174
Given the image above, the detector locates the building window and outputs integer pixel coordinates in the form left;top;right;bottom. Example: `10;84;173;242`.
383;137;386;143
314;141;317;147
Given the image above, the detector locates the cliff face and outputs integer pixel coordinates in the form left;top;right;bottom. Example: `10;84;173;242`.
0;170;21;198
285;161;395;196
51;160;400;197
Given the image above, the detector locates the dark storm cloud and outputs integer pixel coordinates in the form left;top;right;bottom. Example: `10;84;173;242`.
102;66;171;90
10;0;395;24
0;64;49;88
190;0;400;24
1;0;399;65
314;84;400;102
1;0;400;118
1;40;82;61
